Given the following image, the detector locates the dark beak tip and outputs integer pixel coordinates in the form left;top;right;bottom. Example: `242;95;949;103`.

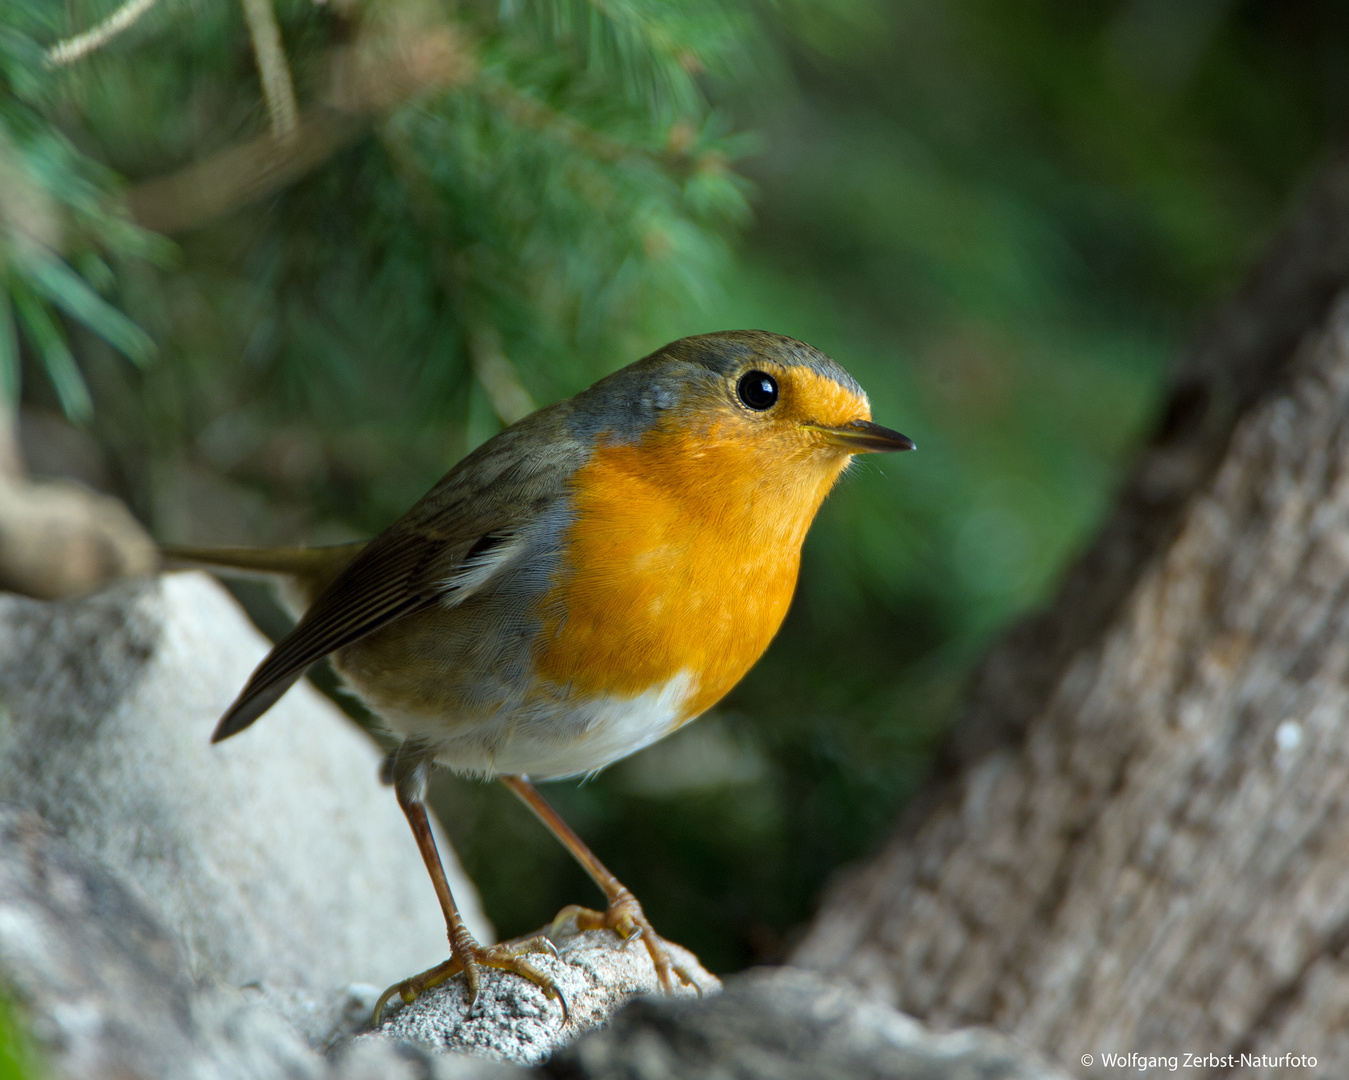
859;421;915;453
815;420;916;453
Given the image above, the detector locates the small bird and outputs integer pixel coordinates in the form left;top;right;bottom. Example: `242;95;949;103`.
166;330;913;1021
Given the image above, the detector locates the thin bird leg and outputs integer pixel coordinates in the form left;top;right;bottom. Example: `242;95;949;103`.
500;774;701;995
373;752;567;1025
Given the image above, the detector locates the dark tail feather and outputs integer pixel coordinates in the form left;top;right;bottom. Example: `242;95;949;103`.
162;541;368;611
173;543;368;740
211;669;307;742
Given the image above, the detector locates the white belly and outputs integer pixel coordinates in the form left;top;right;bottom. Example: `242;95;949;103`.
383;669;699;780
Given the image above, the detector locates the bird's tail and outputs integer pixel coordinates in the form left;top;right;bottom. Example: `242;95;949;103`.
160;541;367;607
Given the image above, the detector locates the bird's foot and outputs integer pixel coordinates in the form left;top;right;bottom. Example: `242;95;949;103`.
373;927;567;1025
551;887;701;996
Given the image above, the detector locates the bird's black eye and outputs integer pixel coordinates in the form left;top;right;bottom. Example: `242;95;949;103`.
737;370;779;410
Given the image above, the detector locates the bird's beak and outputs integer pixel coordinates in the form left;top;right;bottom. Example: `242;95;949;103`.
805;420;916;454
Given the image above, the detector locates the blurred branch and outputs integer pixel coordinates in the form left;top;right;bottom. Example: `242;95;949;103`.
127;109;358;235
470;325;535;424
240;0;299;143
0;406;19;482
122;6;697;238
0;295;16;481
127;23;474;235
45;0;161;67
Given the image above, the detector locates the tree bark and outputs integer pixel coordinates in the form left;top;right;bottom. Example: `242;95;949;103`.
794;155;1349;1076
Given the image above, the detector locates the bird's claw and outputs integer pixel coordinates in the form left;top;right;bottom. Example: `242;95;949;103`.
555;889;701;996
373;957;459;1026
372;932;569;1027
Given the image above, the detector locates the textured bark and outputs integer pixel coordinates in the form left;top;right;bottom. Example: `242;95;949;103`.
795;156;1349;1077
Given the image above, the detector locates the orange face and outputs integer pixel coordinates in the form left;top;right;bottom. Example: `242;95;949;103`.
533;354;898;725
693;362;876;459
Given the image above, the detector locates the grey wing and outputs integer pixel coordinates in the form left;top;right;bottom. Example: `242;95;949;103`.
211;410;584;742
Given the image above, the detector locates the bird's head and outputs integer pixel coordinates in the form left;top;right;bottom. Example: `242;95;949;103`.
579;330;914;465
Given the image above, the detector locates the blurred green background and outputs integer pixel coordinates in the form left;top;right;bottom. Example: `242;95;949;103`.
3;0;1347;984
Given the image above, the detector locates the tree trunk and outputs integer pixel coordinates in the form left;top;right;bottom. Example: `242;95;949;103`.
794;156;1349;1077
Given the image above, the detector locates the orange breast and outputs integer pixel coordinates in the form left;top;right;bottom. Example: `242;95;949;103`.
534;420;848;722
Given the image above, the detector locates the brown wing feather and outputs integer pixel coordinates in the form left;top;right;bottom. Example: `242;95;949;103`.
211;536;446;740
212;402;587;742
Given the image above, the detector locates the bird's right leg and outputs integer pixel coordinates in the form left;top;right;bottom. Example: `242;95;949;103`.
500;774;701;996
373;745;567;1024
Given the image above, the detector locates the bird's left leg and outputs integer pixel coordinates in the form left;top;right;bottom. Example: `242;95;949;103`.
499;774;700;995
374;747;566;1024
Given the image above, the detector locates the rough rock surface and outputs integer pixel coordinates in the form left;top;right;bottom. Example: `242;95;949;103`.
0;810;1064;1080
553;967;1072;1080
0;571;487;1038
368;928;718;1064
0;807;321;1080
0;574;1070;1080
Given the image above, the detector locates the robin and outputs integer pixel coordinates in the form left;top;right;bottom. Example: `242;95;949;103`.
165;329;913;1022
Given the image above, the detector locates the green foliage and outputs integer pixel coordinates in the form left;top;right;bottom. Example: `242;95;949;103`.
6;0;757;534
0;10;160;418
0;991;41;1080
7;0;1348;975
500;0;760;120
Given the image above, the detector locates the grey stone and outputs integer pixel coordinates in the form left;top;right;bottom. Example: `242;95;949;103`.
366;928;718;1065
0;574;1071;1080
0;571;488;1039
333;1037;538;1079
0;807;323;1080
0;820;1067;1080
555;966;1072;1080
360;942;1066;1079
